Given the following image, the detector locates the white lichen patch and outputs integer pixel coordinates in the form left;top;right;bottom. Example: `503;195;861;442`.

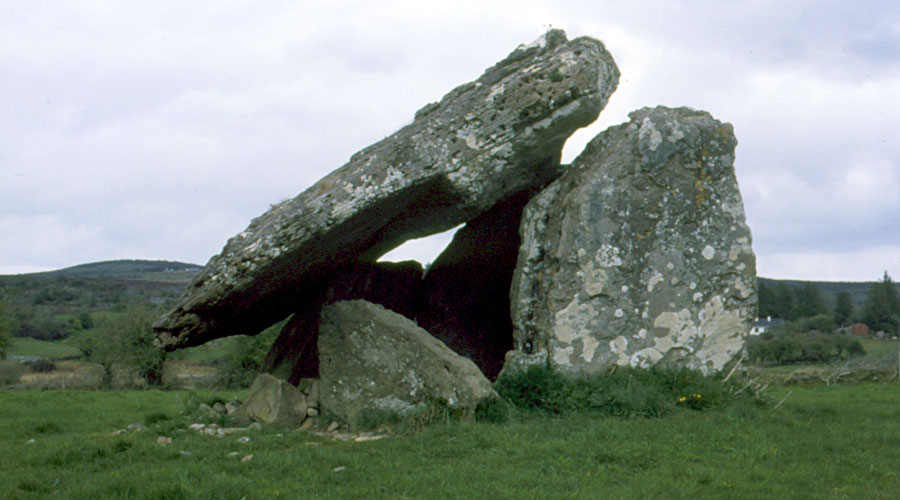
640;117;663;151
652;309;697;352
720;197;746;220
373;396;417;415
647;271;664;292
553;345;575;366
609;336;629;366
332;181;381;220
552;297;597;346
728;237;752;261
666;123;685;142
581;336;599;363
701;245;716;260
577;249;608;297
732;277;753;299
486;83;505;103
629;347;664;368
635;296;746;374
596;244;623;267
382;166;405;187
691;296;745;373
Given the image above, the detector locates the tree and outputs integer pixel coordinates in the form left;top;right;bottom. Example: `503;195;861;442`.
773;282;795;320
861;271;900;334
834;291;854;327
0;300;15;360
74;305;166;388
757;281;777;318
791;283;829;320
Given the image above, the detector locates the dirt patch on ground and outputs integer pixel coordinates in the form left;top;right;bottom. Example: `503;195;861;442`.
11;360;220;389
19;360;105;389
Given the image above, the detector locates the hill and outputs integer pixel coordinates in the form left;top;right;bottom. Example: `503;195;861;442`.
757;277;899;308
38;259;201;281
0;260;202;342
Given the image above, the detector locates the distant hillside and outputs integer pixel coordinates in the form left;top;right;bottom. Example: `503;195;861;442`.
39;259;202;278
0;260;203;342
758;277;899;308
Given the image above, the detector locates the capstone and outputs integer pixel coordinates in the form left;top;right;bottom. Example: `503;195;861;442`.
154;29;620;350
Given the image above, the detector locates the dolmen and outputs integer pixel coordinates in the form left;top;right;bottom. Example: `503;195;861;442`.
154;30;756;427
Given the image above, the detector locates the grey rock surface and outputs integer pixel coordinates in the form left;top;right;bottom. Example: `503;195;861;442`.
318;300;497;428
510;106;756;375
155;29;619;350
230;373;309;427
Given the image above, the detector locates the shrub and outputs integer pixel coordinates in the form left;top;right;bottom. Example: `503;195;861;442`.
72;305;166;388
0;361;26;386
25;358;56;373
474;397;511;423
215;320;284;389
747;333;865;366
0;300;13;359
15;315;71;341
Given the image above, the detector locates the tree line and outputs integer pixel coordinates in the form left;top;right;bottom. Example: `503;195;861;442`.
758;271;900;335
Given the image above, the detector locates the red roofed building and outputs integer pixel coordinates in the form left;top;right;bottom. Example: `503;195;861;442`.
850;323;869;336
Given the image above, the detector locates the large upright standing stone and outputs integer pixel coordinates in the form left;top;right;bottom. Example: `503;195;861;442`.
510;106;756;375
154;29;620;350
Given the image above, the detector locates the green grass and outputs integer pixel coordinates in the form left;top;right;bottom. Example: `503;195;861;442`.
859;338;900;357
8;337;81;359
2;384;899;498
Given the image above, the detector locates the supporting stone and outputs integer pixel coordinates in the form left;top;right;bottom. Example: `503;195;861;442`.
417;187;549;380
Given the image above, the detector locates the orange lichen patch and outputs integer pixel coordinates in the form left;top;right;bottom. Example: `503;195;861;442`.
694;168;713;207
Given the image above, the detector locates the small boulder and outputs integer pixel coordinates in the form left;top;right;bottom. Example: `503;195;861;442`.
318;300;497;428
230;373;309;427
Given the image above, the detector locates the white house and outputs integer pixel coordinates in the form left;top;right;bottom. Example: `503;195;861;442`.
750;316;783;336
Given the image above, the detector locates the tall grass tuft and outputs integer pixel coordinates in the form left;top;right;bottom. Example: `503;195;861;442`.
495;365;763;418
0;361;25;386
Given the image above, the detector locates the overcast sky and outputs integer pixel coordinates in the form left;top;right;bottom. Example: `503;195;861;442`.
2;1;899;281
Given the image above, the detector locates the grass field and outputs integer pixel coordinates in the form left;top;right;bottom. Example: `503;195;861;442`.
2;383;899;499
8;337;81;359
858;338;900;357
